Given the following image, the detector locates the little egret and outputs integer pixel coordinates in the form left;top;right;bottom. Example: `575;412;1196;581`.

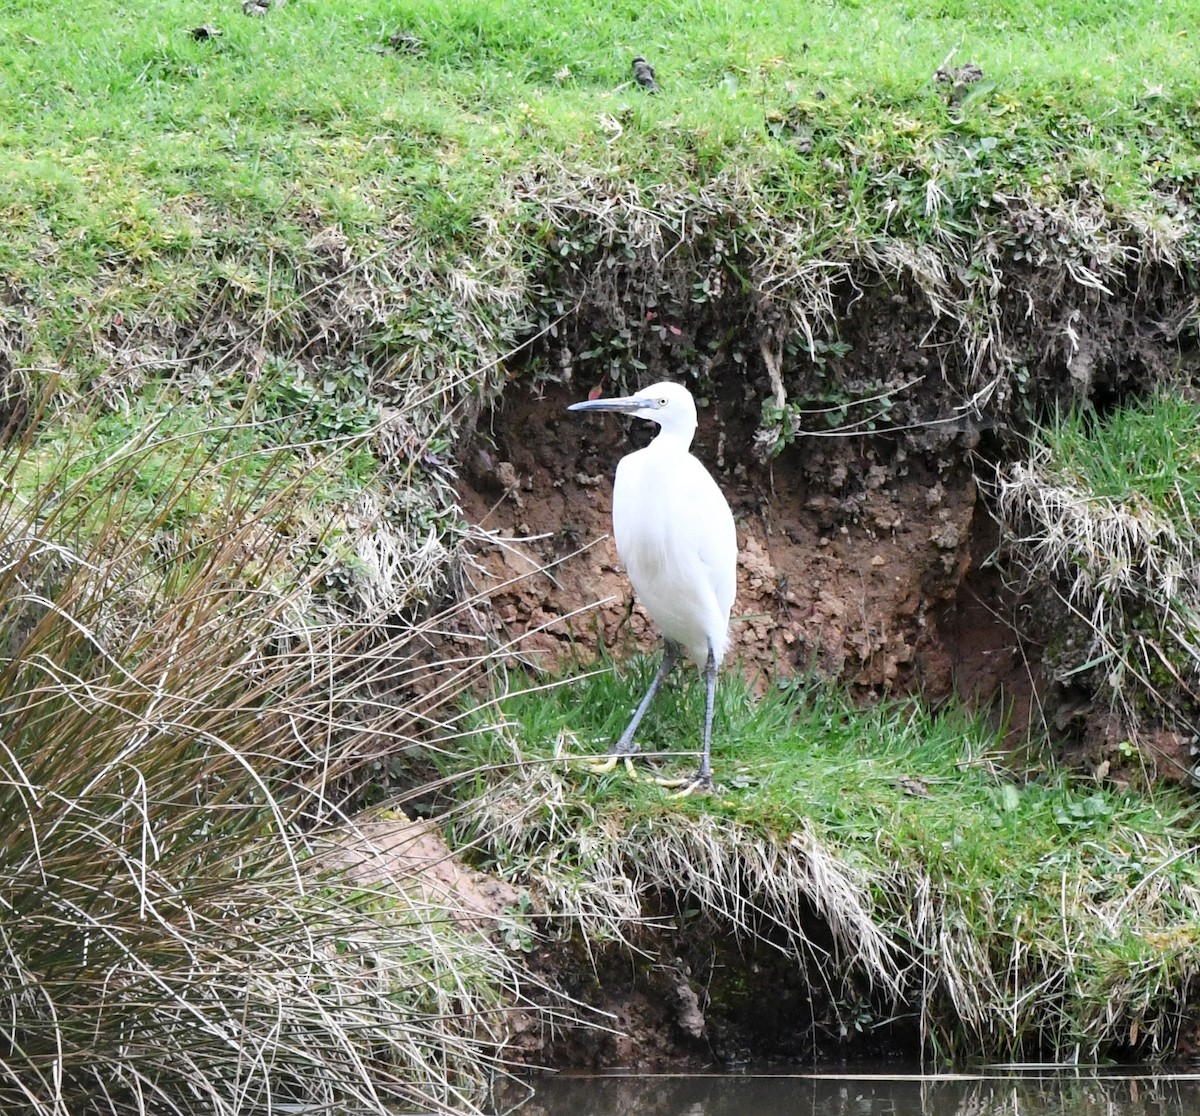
568;381;738;793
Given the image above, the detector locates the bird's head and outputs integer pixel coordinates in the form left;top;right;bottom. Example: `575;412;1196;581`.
568;381;698;442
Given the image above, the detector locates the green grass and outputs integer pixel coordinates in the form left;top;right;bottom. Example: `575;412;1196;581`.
0;387;388;627
18;400;374;515
3;0;1199;381
1;1;1195;555
437;660;1200;1059
1040;395;1200;527
452;655;1145;845
3;0;1198;564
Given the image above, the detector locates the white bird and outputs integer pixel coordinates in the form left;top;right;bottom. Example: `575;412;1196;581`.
568;381;738;792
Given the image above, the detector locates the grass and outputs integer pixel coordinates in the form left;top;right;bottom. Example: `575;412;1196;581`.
3;0;1198;571
435;659;1200;1060
1036;396;1200;517
996;392;1200;767
3;1;1199;406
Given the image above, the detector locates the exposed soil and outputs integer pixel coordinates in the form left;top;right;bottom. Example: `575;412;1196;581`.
520;911;913;1072
323;815;524;930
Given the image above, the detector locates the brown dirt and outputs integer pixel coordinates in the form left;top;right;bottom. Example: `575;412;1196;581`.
322;814;524;930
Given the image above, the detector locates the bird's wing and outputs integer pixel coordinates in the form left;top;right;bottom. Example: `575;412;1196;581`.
685;459;738;618
649;453;737;608
612;447;737;663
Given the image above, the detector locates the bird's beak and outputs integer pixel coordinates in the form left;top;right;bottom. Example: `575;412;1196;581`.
568;396;656;415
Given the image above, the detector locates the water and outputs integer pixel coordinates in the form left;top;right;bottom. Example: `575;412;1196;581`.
509;1069;1200;1116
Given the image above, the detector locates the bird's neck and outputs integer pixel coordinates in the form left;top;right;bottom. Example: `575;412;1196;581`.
650;423;696;452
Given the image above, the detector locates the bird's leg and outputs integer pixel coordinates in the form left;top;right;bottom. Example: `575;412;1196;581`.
616;639;679;753
699;641;717;783
588;641;679;776
664;640;718;797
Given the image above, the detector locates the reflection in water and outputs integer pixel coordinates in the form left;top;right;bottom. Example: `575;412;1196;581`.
505;1071;1200;1116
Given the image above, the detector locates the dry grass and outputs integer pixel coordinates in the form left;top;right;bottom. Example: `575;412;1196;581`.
447;760;900;995
514;155;1191;460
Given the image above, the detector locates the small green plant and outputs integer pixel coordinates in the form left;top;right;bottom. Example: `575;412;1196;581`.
1052;790;1115;833
499;891;538;953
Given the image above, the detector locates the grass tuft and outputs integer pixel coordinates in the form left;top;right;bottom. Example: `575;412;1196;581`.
996;392;1200;767
0;398;524;1114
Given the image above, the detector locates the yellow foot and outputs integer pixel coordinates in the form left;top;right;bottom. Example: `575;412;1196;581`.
554;732;639;779
598;754;640;780
565;752;639;780
655;772;718;798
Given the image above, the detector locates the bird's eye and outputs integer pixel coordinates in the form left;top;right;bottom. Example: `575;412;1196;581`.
657;397;668;406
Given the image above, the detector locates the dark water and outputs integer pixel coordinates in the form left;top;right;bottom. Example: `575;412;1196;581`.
506;1070;1200;1116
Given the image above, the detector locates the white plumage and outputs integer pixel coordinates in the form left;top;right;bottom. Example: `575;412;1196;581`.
569;381;738;790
